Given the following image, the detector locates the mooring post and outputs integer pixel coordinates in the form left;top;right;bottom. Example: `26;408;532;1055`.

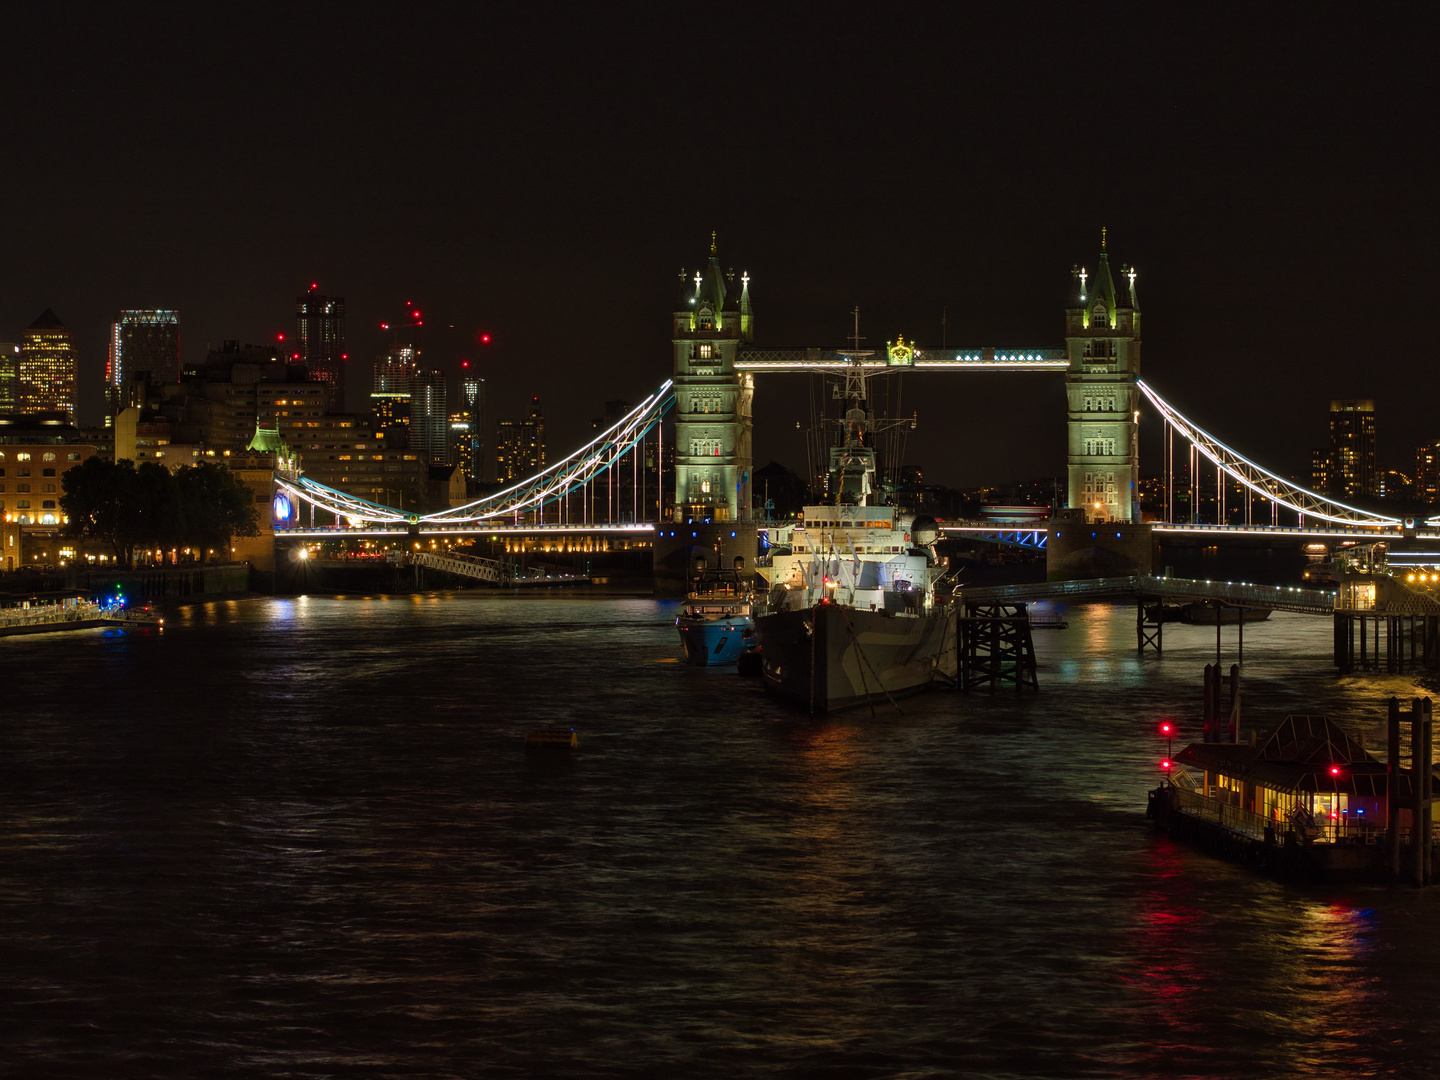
1388;697;1402;882
1413;698;1428;886
1227;663;1241;743
1203;663;1216;742
1423;698;1434;886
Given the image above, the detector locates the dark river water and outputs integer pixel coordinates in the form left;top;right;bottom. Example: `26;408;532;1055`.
5;592;1440;1079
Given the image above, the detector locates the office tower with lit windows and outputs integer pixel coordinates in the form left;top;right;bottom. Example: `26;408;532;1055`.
0;343;19;413
1417;442;1440;503
454;374;484;483
107;310;180;423
410;368;448;464
297;286;346;411
1328;399;1377;499
496;398;545;483
19;310;77;420
373;345;418;395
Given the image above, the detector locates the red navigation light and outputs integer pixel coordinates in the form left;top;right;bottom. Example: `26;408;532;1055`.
1159;721;1174;737
1329;765;1342;777
341;353;348;360
480;333;491;344
462;360;469;368
381;323;390;330
277;333;285;341
310;282;318;290
1160;759;1172;772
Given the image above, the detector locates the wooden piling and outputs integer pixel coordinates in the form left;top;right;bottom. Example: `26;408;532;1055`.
1416;702;1428;887
1388;697;1402;882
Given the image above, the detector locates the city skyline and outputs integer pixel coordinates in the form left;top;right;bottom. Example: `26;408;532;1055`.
0;7;1434;489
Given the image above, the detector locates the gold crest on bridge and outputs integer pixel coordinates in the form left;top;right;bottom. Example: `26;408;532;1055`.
886;334;915;367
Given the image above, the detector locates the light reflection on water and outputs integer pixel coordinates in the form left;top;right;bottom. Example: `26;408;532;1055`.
3;594;1440;1077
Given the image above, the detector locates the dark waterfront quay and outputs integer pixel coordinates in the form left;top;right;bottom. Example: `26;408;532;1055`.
5;594;1440;1078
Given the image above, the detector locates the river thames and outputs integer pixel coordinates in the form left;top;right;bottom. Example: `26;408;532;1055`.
4;593;1440;1078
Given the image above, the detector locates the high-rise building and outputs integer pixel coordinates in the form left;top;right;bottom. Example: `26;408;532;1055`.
410;369;449;464
496;398;545;483
297;286;346;411
1416;442;1440;503
455;374;484;483
19;310;78;421
107;310;180;424
0;343;19;413
1328;399;1377;500
370;345;420;449
1310;447;1338;497
373;345;418;394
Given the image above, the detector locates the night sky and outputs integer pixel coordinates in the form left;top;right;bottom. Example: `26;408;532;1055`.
2;5;1435;489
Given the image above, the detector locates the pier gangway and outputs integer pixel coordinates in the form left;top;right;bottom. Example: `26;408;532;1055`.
956;575;1338;616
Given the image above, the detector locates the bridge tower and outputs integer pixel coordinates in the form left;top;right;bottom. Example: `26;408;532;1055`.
1064;230;1141;523
671;235;754;522
654;235;758;591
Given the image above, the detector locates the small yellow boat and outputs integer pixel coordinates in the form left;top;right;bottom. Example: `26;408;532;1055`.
524;727;577;749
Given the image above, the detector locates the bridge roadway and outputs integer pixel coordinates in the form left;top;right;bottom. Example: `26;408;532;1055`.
276;522;655;540
955;575;1338;616
939;520;1425;552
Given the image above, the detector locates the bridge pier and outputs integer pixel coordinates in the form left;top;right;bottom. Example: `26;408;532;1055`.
956;602;1039;692
1334;612;1440;673
1137;595;1164;654
654;522;758;596
1047;511;1154;580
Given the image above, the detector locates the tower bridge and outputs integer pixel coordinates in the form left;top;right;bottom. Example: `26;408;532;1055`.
273;232;1436;592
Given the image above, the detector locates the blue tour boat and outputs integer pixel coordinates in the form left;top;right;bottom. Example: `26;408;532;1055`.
676;564;755;666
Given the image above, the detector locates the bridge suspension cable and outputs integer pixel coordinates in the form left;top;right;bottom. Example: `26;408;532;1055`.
277;380;674;528
1137;379;1399;528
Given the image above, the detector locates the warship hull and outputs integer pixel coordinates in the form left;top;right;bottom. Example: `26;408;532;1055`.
755;602;958;714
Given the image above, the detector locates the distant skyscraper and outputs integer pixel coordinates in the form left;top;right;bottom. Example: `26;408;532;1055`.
297;286;346;411
1310;446;1337;498
108;310;180;423
458;374;484;483
1328;399;1377;499
19;310;77;420
410;368;449;464
1416;442;1440;503
370;345;419;450
0;343;19;413
373;345;418;394
496;397;545;483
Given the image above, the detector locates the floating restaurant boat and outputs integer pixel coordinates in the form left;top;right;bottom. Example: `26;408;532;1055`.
0;590;160;636
675;562;756;666
753;352;957;714
1148;710;1438;884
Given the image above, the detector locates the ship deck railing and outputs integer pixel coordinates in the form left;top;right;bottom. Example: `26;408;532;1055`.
0;602;108;629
